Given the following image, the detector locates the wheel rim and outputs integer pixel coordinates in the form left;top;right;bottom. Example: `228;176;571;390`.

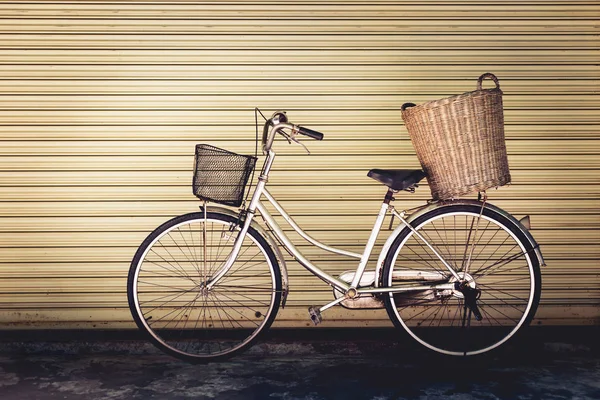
387;210;536;356
132;217;278;359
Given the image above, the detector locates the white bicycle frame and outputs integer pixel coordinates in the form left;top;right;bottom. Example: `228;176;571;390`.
206;120;459;313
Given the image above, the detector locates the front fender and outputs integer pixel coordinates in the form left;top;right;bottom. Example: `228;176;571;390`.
199;205;290;308
374;200;546;287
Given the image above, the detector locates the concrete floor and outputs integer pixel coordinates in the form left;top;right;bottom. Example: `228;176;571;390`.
0;328;599;399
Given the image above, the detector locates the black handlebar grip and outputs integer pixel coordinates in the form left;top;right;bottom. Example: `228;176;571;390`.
297;125;324;140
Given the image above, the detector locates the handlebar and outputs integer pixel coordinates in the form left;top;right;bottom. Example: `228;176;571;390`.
262;110;325;153
296;126;324;141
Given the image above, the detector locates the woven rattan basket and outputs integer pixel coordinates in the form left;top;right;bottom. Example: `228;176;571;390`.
401;73;511;200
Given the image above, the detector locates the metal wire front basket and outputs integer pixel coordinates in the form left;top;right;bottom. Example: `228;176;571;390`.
193;144;258;207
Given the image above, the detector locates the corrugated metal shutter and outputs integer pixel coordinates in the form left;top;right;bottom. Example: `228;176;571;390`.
0;1;598;329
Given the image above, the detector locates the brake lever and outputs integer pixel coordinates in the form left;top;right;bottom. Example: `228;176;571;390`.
283;128;311;155
280;130;293;144
290;135;311;155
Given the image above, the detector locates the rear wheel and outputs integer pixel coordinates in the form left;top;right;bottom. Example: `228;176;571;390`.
383;204;541;356
128;212;282;362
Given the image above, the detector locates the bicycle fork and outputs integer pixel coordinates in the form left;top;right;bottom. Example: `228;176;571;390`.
205;152;275;290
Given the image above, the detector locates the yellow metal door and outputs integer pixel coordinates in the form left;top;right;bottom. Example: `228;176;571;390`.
0;1;598;329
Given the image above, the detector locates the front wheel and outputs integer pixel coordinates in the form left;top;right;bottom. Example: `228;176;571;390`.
382;204;541;356
127;212;282;362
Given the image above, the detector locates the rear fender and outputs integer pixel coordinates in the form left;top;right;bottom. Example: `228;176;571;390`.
374;200;546;287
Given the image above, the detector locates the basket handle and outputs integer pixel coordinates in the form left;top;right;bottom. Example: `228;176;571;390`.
401;102;416;111
477;73;500;90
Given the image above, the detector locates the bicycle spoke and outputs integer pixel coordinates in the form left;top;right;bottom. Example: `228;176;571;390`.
210;293;259;326
218;270;272;285
395;253;443;271
461;215;477;271
139;268;193;280
147;291;204;326
433;300;450;327
475;247;525;277
477;299;521;324
209;222;214;279
172;290;204;331
226;248;262;276
209;292;243;329
138;285;198;308
163;232;198;280
465;219;491;273
470;225;502;266
149;247;195;281
479;304;505;326
393;290;440;312
478;277;529;301
187;222;200;275
477;264;532;279
210;223;228;276
137;279;196;292
403;239;445;274
450;299;462;327
398;300;443;322
421;226;453;268
471;239;515;276
213;287;272;308
216;284;278;291
173;227;200;276
218;260;266;280
480;290;529;314
212;290;267;319
438;217;454;264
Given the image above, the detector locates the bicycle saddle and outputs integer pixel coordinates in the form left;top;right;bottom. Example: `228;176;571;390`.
367;169;426;191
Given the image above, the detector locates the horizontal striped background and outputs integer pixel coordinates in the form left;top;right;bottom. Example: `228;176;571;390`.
0;1;598;329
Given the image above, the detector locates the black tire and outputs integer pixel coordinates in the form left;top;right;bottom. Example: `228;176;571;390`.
128;212;282;363
382;204;541;356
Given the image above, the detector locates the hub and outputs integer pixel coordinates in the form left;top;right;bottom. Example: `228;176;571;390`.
197;281;211;297
449;272;483;321
449;272;476;299
199;286;210;297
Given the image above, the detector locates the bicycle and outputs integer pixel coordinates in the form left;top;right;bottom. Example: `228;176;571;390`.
127;110;544;362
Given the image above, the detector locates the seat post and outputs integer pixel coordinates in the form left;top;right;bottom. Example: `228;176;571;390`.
383;188;395;205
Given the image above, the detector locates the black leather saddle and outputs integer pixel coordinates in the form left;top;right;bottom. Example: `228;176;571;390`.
367;169;426;191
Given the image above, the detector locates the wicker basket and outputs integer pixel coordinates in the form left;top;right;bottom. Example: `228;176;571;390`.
401;73;511;200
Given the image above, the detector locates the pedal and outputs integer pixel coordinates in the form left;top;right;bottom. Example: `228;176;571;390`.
308;306;322;325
